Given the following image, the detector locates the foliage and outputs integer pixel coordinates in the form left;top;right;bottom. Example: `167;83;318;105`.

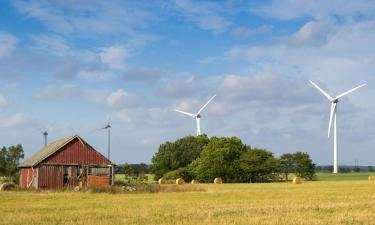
279;153;295;181
163;167;192;181
190;137;247;182
239;148;280;182
0;144;24;183
292;152;316;180
115;163;150;175
151;135;210;180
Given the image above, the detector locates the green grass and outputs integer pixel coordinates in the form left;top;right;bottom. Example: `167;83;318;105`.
316;172;374;181
2;180;375;224
115;174;155;183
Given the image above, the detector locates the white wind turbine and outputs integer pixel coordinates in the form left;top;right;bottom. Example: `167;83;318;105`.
309;80;366;174
175;95;216;136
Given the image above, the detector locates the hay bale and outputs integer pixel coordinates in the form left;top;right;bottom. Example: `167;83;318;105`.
176;178;185;185
0;183;15;191
158;178;165;184
293;177;302;184
368;176;375;181
74;186;80;192
191;179;199;184
214;177;222;184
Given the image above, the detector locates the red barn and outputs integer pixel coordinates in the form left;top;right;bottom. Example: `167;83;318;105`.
19;135;115;189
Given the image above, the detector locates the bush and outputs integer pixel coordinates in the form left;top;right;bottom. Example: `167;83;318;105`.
163;167;192;181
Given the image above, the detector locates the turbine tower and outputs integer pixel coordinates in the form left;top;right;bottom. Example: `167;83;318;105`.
39;129;48;147
309;80;366;174
175;94;216;136
100;115;112;160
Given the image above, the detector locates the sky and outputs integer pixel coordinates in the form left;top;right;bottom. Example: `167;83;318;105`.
1;0;375;166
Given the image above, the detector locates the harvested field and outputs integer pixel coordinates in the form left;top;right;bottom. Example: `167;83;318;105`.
1;180;375;224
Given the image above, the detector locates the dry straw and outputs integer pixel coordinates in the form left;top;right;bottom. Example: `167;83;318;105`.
191;179;199;184
158;178;165;185
214;177;222;184
368;176;375;181
292;177;302;184
0;183;15;191
176;178;185;185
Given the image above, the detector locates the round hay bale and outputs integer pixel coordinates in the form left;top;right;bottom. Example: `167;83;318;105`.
0;183;15;191
121;186;126;191
158;178;165;184
176;178;185;185
368;176;375;181
74;186;80;192
191;179;199;184
214;177;222;184
293;177;302;184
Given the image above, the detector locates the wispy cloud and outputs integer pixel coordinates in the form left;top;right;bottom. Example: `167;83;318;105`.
0;32;18;58
171;0;231;34
12;0;159;35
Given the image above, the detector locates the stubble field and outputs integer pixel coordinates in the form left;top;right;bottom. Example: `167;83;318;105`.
1;174;375;225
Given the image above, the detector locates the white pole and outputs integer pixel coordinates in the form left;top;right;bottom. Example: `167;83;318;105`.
333;106;338;174
196;117;201;136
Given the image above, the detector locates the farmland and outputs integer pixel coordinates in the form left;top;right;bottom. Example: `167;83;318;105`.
1;174;375;225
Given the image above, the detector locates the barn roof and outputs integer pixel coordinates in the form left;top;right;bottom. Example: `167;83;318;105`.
19;135;109;167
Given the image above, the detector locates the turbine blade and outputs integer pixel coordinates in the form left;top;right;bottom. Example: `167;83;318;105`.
197;94;216;115
309;80;333;101
335;83;366;99
328;102;336;138
175;109;196;117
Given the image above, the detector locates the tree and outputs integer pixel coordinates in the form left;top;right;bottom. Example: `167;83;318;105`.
239;148;280;183
292;152;315;180
279;153;295;181
0;144;24;183
0;147;6;176
151;135;210;180
190;136;248;183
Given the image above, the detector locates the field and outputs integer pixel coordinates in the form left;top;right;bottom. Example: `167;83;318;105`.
1;173;375;225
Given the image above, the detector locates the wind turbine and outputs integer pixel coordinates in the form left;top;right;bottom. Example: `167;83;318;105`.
100;115;112;160
175;94;216;136
38;129;48;147
309;80;366;174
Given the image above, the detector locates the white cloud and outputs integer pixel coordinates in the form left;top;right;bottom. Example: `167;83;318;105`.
289;21;333;47
158;76;206;98
106;89;138;108
124;68;163;84
0;113;27;128
252;0;375;21
13;0;158;35
99;45;130;70
0;94;8;107
35;84;82;99
232;25;272;37
171;0;231;34
0;32;18;58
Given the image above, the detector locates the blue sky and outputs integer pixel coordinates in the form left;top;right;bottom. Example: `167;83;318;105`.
1;0;375;166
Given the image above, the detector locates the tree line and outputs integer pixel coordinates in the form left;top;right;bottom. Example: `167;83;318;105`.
0;144;24;183
151;135;315;183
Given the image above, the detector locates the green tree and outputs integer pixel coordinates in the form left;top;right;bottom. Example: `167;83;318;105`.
239;148;280;183
190;136;247;183
279;153;295;181
292;152;316;180
151;135;210;180
0;147;6;176
0;144;24;183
